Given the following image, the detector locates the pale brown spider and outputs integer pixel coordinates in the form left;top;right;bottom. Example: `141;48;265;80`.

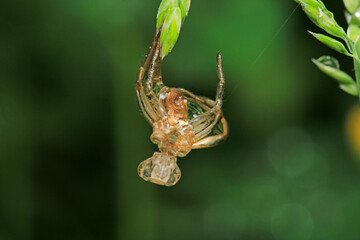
136;32;228;186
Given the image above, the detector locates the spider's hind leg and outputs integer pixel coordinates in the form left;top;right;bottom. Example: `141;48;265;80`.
192;117;228;149
215;52;225;107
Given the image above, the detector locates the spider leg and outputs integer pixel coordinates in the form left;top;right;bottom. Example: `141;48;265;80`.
198;96;216;108
190;53;226;139
145;38;163;92
136;32;165;124
137;87;158;123
175;88;214;111
192;109;222;139
215;52;225;107
192;117;228;149
144;38;167;116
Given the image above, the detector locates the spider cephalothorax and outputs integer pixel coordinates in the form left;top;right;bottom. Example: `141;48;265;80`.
136;33;228;186
151;88;195;157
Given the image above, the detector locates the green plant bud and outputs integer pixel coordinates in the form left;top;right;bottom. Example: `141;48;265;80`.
316;10;346;39
313;56;354;84
308;31;352;56
157;0;179;29
160;7;182;58
345;11;352;24
294;0;324;8
344;0;360;14
351;8;360;25
348;24;360;42
340;83;359;95
317;55;340;68
299;3;322;24
299;1;346;39
179;0;191;21
313;56;358;95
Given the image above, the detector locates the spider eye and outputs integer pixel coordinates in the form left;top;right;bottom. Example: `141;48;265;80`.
137;152;181;186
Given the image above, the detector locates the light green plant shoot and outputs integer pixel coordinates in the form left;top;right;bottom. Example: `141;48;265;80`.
295;0;360;99
156;0;191;58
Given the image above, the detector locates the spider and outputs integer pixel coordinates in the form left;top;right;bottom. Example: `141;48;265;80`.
136;32;228;186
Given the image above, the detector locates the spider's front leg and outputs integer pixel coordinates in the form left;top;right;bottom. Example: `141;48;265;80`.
135;32;165;124
190;53;227;141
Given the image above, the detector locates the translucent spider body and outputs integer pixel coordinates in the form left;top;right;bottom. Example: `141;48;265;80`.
136;33;228;186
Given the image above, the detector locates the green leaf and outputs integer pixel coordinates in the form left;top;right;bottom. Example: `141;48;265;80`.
160;7;182;58
344;0;360;14
312;56;358;96
308;31;352;56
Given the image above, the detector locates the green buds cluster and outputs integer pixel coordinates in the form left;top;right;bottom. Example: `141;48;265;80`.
295;0;360;99
156;0;191;58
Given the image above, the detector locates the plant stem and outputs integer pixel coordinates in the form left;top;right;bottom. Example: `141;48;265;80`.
344;34;354;54
353;57;360;102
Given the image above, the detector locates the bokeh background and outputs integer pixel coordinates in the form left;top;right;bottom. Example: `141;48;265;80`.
2;0;360;239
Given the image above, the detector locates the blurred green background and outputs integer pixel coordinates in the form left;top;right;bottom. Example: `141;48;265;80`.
2;0;360;239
